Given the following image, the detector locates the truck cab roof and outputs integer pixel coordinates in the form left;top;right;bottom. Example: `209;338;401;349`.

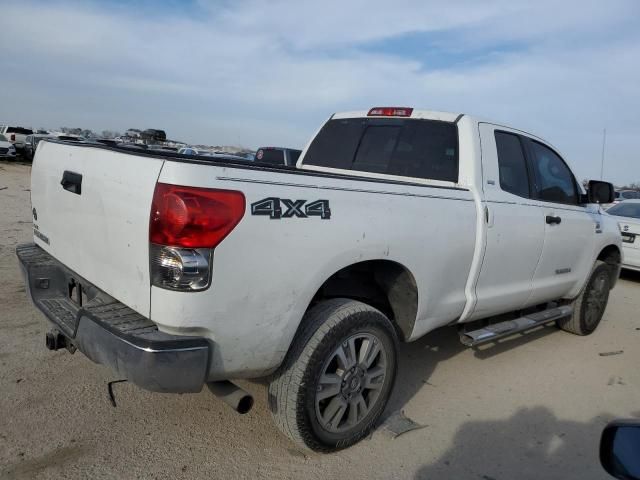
332;108;461;123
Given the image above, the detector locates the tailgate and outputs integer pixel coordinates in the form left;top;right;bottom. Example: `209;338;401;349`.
30;141;164;315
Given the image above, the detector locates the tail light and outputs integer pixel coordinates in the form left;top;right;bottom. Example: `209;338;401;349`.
10;134;15;141
149;183;245;291
367;107;413;117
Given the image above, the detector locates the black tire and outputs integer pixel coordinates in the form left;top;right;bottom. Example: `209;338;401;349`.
556;260;611;335
268;298;398;452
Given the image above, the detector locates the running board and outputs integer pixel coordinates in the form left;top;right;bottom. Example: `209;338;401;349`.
459;305;573;347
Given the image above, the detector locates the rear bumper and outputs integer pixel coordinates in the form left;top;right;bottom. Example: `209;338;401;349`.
16;243;211;393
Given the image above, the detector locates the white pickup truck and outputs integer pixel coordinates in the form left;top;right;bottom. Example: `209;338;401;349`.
17;107;621;451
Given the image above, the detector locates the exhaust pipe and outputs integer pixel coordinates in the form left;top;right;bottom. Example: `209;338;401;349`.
207;380;254;414
45;329;67;351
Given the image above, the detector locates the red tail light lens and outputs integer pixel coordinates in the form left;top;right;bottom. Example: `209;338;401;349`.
150;183;245;248
10;134;15;141
367;107;413;117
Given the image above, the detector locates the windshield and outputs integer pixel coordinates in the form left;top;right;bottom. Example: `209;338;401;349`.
608;202;640;219
0;134;7;141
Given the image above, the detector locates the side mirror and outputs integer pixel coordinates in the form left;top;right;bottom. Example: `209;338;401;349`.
600;421;640;479
588;180;615;204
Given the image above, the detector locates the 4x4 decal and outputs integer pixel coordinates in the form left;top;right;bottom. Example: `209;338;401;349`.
251;197;331;220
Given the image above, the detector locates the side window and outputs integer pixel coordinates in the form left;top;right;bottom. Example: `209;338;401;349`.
529;141;578;205
495;131;530;198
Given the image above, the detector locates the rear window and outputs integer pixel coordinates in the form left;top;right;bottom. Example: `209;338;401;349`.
255;149;285;165
6;127;33;135
303;118;458;182
608;202;640;219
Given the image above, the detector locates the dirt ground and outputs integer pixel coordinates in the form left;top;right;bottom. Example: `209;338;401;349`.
0;161;638;480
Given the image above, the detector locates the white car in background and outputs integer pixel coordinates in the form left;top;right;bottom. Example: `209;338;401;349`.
602;189;640;210
0;133;17;159
606;200;640;271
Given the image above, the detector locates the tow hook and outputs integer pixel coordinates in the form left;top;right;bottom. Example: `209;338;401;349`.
45;329;76;353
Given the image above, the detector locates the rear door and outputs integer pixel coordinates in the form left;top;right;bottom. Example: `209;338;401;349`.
470;124;545;319
30;141;164;315
524;139;597;304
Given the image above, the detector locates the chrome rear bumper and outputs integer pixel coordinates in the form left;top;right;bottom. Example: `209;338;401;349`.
16;243;210;393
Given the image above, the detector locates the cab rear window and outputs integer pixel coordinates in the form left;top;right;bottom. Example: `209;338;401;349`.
303;118;458;182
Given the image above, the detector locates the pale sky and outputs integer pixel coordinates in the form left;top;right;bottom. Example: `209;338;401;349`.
1;0;639;185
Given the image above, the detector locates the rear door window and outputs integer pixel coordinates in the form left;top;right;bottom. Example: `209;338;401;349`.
495;131;530;198
304;118;458;182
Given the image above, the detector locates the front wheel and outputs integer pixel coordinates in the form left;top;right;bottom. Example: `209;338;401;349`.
556;260;611;335
268;298;398;452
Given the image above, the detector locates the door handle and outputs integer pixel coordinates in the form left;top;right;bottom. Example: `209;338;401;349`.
60;171;82;195
546;215;561;225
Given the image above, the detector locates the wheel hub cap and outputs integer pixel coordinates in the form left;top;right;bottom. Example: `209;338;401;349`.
315;333;388;433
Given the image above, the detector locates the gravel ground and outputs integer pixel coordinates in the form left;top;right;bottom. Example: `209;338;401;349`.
1;161;638;480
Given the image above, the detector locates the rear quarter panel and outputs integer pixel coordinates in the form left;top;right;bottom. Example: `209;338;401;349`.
152;161;477;379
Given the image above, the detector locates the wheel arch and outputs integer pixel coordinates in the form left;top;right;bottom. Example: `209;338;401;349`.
597;244;622;288
303;259;418;342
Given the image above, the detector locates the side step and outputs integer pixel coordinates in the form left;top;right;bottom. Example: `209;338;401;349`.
459;305;573;347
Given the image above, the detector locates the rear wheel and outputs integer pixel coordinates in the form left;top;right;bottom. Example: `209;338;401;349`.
557;261;611;335
268;298;398;452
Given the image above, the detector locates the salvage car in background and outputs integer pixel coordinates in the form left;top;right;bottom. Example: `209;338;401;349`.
178;146;248;161
24;134;52;161
254;146;301;166
0;133;17;159
606;199;640;271
602;189;640;210
0;125;33;155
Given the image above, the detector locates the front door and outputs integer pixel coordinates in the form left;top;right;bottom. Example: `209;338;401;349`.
522;139;596;305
